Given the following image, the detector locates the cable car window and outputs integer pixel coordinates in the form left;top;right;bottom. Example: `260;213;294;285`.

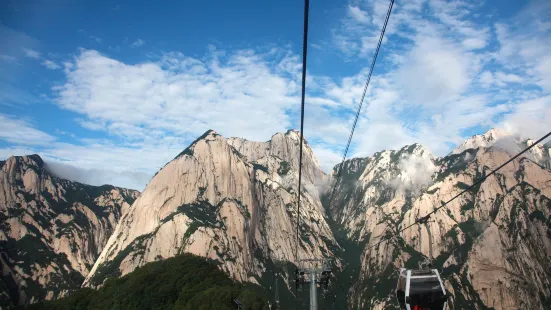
409;277;443;295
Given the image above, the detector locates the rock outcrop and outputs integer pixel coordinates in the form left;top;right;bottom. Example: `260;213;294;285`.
228;130;327;185
0;155;139;306
84;130;337;289
328;130;551;309
451;128;509;155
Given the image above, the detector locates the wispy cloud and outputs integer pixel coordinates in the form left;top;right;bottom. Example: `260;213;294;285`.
0;54;17;62
494;1;551;91
0;114;56;145
348;5;371;25
130;39;145;48
90;36;103;43
0;142;160;191
0;25;38;59
46;161;150;191
501;95;551;140
310;43;322;50
54;48;302;142
42;59;61;70
479;71;523;88
23;48;40;59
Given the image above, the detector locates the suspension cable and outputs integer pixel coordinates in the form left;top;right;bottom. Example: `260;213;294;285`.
327;0;395;206
295;0;310;264
366;131;551;252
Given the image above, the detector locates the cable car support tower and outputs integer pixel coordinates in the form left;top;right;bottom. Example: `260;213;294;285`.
295;258;332;310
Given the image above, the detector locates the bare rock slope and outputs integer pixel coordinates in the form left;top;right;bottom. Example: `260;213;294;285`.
8;128;550;310
84;130;336;288
0;155;139;306
328;131;551;309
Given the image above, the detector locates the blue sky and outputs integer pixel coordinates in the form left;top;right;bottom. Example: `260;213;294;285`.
1;0;550;190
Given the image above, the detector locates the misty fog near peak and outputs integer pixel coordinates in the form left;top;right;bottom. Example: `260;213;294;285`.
390;153;437;194
45;161;151;191
492;136;523;157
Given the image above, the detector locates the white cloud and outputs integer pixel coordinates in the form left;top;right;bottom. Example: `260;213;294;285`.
395;36;472;107
479;71;494;88
45;161;150;191
332;0;399;58
494;2;551;91
0;114;56;145
310;43;322;50
77;119;105;131
348;6;371;24
130;39;145;48
317;0;549;169
462;38;486;50
0;141;160;190
23;48;40;59
390;153;437;194
500;95;551;141
332;0;489;58
54;49;304;142
0;47;312;187
354;119;415;156
428;0;489;50
0;54;17;62
496;71;522;83
311;145;343;173
479;71;524;88
325;67;508;160
42;59;61;70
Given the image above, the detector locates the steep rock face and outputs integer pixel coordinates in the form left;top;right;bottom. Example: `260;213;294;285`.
329;143;436;240
84;130;336;289
0;155;139;306
451;128;509;155
228;129;327;185
328;130;551;309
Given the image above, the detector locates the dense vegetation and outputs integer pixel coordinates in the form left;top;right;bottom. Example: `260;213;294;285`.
29;254;269;310
277;161;291;175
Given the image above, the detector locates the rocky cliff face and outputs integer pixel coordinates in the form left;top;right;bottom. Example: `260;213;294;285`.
451;128;509;155
328;130;551;309
0;155;139;307
228;130;327;185
5;128;550;310
84;130;336;290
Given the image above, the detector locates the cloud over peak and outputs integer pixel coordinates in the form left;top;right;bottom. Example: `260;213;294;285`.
54;48;302;143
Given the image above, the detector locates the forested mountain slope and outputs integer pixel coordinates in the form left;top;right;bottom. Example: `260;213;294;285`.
29;254;268;310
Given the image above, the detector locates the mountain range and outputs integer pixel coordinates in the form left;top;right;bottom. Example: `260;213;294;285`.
1;128;550;309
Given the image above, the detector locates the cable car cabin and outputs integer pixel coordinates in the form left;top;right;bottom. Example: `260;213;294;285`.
396;268;447;310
